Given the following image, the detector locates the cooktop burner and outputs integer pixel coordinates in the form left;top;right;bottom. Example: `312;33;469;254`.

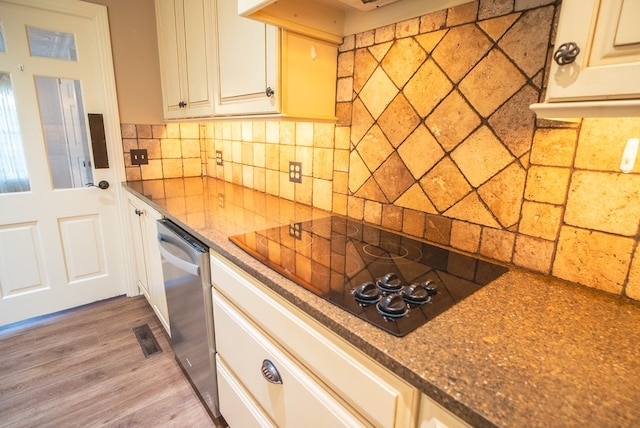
229;216;508;336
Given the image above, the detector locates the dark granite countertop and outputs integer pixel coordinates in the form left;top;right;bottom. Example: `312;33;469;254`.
124;177;640;428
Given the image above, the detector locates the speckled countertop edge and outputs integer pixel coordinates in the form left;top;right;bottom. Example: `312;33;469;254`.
124;179;640;428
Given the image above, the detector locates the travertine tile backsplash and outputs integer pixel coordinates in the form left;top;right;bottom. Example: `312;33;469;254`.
121;0;640;300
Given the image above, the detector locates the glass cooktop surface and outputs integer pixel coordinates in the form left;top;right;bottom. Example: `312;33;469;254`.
229;216;508;336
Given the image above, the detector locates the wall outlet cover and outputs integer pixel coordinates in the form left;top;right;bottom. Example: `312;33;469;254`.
289;161;302;183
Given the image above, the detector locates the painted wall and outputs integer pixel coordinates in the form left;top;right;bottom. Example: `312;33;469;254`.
84;0;164;124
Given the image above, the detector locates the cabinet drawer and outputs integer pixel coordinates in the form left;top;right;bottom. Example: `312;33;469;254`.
210;253;416;427
213;292;367;427
217;355;276;428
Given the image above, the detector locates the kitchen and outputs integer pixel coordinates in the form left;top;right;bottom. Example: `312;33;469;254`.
1;0;640;427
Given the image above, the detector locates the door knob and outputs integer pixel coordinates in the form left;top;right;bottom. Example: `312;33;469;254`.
553;42;580;65
86;180;109;189
265;87;275;98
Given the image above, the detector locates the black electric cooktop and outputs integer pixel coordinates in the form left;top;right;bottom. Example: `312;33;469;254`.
229;216;508;336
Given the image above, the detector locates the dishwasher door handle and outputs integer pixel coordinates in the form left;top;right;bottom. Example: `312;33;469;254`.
158;233;200;276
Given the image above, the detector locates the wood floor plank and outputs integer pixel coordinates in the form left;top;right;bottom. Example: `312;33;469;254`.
0;296;219;428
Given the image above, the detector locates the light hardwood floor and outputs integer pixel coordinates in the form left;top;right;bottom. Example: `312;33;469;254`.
0;296;220;427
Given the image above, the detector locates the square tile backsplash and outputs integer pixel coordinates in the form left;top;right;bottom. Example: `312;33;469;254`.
122;0;640;301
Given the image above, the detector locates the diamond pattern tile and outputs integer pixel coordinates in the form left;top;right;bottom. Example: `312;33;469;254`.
395;183;437;213
420;157;471;211
354;176;389;202
415;30;447;54
374;152;415;202
359;67;399;119
381;38;427;88
425;90;481;151
444;193;501;228
459;49;526;117
348;149;371;193
369;41;393;62
356;125;394;171
478;162;526;228
431;24;492;83
377;94;421;148
477;13;520;42
346;7;549;234
350;98;374;144
404;59;453;117
498;7;554;78
489;85;538;157
451;126;514;187
353;48;378;93
397;124;444;179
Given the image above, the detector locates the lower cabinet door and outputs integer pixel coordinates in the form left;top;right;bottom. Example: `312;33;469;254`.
419;393;470;428
213;292;369;428
217;355;276;428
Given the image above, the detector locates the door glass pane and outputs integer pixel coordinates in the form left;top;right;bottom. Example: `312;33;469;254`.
0;72;30;193
27;27;77;61
0;25;5;52
35;77;93;189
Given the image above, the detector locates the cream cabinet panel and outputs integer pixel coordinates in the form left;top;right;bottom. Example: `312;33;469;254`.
214;0;336;119
155;0;215;119
281;31;337;120
419;393;471;428
216;356;277;428
210;252;417;427
155;0;182;117
531;0;640;118
214;0;278;115
127;194;170;333
128;198;150;300
213;292;368;427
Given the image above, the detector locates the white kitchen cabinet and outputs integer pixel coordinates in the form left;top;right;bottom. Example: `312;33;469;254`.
214;0;338;120
419;393;470;428
155;0;215;119
213;292;368;427
216;356;277;428
213;0;278;116
127;194;170;333
210;252;417;427
531;0;640;118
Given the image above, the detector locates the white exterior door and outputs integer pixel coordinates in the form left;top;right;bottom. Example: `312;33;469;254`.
0;0;127;326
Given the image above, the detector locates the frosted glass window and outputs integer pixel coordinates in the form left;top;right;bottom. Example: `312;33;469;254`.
0;72;30;193
0;26;5;52
27;27;77;61
35;77;92;189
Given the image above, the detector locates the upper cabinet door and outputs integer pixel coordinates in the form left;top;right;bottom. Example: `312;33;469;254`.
532;0;640;118
155;0;215;119
547;0;640;102
155;0;184;117
214;0;278;116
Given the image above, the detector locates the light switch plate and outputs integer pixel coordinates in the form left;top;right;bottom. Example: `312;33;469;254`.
130;149;148;166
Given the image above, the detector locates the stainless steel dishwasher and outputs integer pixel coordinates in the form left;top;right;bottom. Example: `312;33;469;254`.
157;219;219;418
